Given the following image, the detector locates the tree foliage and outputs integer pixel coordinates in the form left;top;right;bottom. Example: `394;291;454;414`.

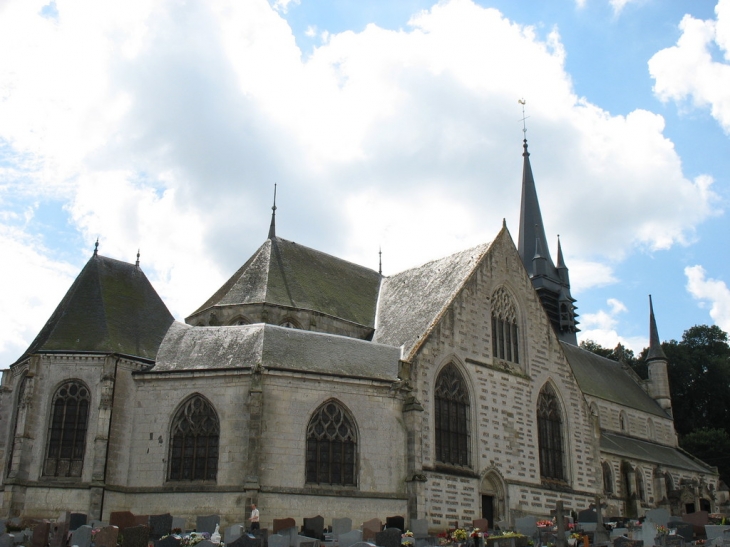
680;428;730;485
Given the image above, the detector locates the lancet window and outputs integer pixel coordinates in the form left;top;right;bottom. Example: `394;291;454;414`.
537;383;565;481
306;400;357;486
603;461;614;494
44;380;90;478
435;364;470;467
168;395;219;481
491;288;520;364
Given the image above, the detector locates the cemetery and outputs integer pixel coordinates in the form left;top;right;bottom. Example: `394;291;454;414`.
3;501;730;547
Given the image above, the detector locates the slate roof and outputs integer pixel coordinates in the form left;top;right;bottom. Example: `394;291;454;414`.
189;237;382;328
153;322;400;380
560;341;669;418
601;432;715;473
374;241;493;360
15;254;175;364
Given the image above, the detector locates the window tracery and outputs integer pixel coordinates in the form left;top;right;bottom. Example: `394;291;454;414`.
168;395;219;481
306;401;357;486
44;380;90;478
435;364;470;467
491;288;519;364
537;384;565;481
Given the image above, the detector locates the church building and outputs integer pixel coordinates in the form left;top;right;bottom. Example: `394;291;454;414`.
0;140;718;528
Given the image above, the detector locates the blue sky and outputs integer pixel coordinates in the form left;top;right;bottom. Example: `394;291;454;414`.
0;0;729;366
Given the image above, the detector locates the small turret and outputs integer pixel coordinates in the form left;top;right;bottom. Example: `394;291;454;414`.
646;295;672;416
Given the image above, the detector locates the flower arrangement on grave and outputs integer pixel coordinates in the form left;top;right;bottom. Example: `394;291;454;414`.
490;531;525;538
437;531;452;545
570;533;583;540
471;529;484;539
180;532;211;546
403;531;415;538
656;526;669;537
452;529;469;542
536;520;554;528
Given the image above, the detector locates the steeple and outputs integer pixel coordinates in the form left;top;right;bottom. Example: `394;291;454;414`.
646;295;672;416
517;138;578;345
268;184;277;239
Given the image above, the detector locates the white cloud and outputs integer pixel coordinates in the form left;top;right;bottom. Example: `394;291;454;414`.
685;265;730;332
579;298;648;353
649;0;730;134
0;0;719;364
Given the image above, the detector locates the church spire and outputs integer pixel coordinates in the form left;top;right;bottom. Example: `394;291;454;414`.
647;295;668;362
268;184;277;239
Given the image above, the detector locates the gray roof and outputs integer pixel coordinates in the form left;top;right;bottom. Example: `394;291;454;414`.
15;254;174;364
189;237;381;328
153;322;400;380
601;432;715;474
374;241;492;360
560;342;669;418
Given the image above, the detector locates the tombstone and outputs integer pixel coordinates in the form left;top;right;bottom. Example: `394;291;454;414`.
613;537;643;547
362;520;382;543
515;516;538;538
121;525;150;547
196;540;216;547
226;525;247;544
645;510;671;528
338;530;363;547
681;512;708;537
274;520;296;535
0;534;15;547
93;526;119;547
155;537;182;547
68;515;87;533
110;513;137;533
302;517;325;540
70;526;93;547
410;520;428;540
149;514;173;540
197;516;220;536
611;529;630;540
577;508;597;524
414;539;437;547
31;523;50;547
705;526;730;543
49;520;69;547
639;521;657;547
228;534;263;547
375;528;401;547
472;520;488;533
668;522;693;543
268;535;289;547
332;519;352;539
385;518;404;534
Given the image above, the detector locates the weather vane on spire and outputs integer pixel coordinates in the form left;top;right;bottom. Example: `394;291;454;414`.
518;98;529;138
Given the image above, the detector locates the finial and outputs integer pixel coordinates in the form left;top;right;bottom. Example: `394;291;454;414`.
268;184;277;239
379;246;382;276
135;249;140;268
647;295;668;361
519;98;530;156
93;238;99;256
502;218;507;228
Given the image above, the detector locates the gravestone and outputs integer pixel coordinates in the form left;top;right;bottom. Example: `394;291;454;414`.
555;501;566;547
668;523;693;543
149;514;173;540
197;517;220;536
332;519;352;539
134;516;150;527
171;518;187;534
70;525;93;547
414;540;437;547
362;520;382;543
645;510;670;528
0;534;15;547
225;525;246;544
613;537;643;547
93;526;119;547
385;518;404;534
196;540;216;547
121;525;150;547
274;520;296;535
639;521;657;547
228;534;263;547
303;517;324;540
515;516;538;538
69;515;87;533
611;529;630;540
31;522;51;547
155;537;182;547
50;520;68;547
110;512;137;532
682;512;708;537
577;508;597;524
410;520;428;539
268;535;288;547
339;530;363;547
375;528;401;547
472;520;488;533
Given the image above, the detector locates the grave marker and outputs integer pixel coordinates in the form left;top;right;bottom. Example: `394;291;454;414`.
121;525;150;547
375;528;401;547
149;514;173;540
338;530;363;547
93;526;119;547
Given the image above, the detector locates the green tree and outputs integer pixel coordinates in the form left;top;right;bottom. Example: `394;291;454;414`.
680;428;730;485
579;340;638;367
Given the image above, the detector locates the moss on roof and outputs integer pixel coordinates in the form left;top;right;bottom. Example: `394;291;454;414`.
190;237;382;328
601;432;715;474
560;341;669;418
15;254;174;364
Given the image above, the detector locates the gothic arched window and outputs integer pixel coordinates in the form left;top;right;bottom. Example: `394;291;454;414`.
537;384;565;481
435;364;470;467
168;395;219;481
603;461;614;494
664;471;674;493
44;380;90;478
636;469;646;502
306;400;357;486
491;288;520;364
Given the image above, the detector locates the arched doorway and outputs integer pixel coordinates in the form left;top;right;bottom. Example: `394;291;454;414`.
480;470;507;528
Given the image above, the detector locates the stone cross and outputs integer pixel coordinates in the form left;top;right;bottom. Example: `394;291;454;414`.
555;501;566;547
